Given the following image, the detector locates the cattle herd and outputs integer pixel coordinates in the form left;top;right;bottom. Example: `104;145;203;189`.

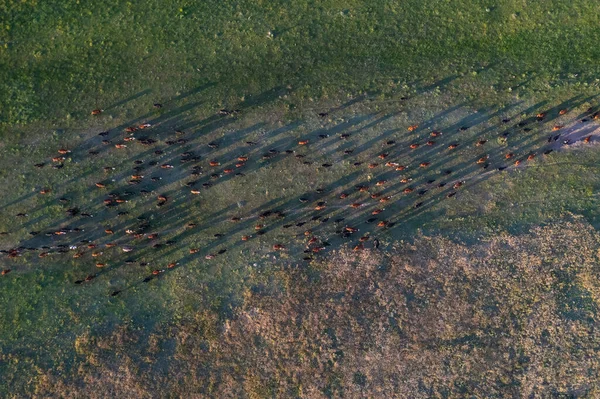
0;103;597;296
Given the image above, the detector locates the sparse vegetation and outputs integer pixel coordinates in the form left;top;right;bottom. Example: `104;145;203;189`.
25;217;600;397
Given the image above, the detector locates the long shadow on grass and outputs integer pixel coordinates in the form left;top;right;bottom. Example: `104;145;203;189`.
3;83;598;300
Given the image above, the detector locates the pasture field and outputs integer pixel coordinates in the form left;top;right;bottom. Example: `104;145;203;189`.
2;1;600;397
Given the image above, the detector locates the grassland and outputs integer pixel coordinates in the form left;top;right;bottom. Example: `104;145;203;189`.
2;0;600;397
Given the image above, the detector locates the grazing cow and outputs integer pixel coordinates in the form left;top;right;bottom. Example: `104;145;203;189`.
559;109;568;115
583;135;592;143
241;235;250;241
58;149;71;154
125;126;137;133
189;248;200;254
395;165;406;171
552;125;563;131
378;153;388;159
40;188;51;194
52;156;65;162
527;153;536;161
505;153;514;159
475;140;487;146
476;156;488;164
209;160;220;167
400;177;412;183
123;136;136;142
419;162;430;168
339;193;349;199
409;143;419;149
95;182;106;188
376;180;387;186
408;125;419;132
448;143;459;150
353;244;364;251
453;181;463;189
426;140;435;146
105;229;114;234
298;140;309;145
514;160;521;166
96;263;106;268
115;144;127;149
377;221;388;227
371;193;381;199
2;269;11;275
91;109;103;115
368;163;379;169
431;131;442;137
350;203;362;209
372;209;383;215
273;244;285;250
385;162;399;167
403;187;414;193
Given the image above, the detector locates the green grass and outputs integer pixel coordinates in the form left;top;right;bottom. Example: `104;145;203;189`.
2;0;600;396
1;0;600;128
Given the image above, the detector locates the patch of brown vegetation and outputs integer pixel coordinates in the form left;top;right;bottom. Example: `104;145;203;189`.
32;216;600;398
